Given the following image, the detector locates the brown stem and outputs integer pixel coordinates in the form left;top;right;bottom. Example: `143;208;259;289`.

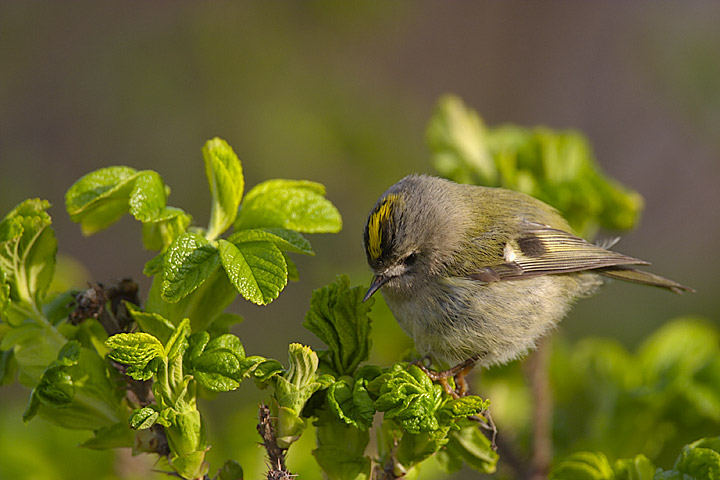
528;337;552;480
257;403;293;480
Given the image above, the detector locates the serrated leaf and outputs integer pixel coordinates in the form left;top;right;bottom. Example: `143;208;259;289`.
162;232;220;303
369;364;443;434
235;179;342;233
438;396;489;423
129;170;167;222
65;166;140;235
34;367;74;406
303;275;373;377
105;332;164;380
253;359;284;383
441;423;498;474
141;207;192;251
165;318;190;360
203;137;244;240
0;198;57;307
327;378;375;430
218;239;287;305
147;266;238;331
228;227;314;255
672;443;720;479
284;253;299;282
126;302;176;345
184;332;247;392
313;407;371;480
129;406;160;430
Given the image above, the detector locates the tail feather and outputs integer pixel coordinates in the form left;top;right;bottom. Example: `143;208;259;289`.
599;266;694;294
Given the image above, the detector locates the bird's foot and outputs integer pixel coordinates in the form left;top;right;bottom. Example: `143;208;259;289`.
413;354;482;398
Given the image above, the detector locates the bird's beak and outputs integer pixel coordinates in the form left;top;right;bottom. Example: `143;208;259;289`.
363;275;390;303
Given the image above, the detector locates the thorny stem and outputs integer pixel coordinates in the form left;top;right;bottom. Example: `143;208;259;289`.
257;403;294;480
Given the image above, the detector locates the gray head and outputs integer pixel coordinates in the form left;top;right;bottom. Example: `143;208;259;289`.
362;174;469;301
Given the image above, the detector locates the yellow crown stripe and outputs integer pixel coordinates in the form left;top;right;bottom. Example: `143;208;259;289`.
367;194;399;259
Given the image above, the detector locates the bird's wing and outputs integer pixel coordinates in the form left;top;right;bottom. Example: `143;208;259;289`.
469;223;648;282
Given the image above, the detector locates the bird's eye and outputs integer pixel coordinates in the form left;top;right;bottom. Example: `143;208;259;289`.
403;252;418;266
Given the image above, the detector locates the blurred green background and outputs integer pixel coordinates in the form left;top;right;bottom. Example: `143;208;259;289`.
1;2;718;479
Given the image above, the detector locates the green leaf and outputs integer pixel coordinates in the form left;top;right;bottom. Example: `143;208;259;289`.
313;407;371;480
669;437;720;479
126;302;176;345
162;232;221;303
143;253;164;276
270;344;334;448
439;423;498;474
614;454;656;480
141;207;192;251
550;452;614;480
235;179;342;233
65;166;140;235
303;275;373;376
426;95;644;236
427;94;498;186
23;342;122;430
184;332;259;392
129;406;161;430
105;332;164;380
437;396;490;424
228;227;314;255
203;137;244;240
206;312;244;336
0;349;16;385
284;253;299;282
80;421;136;450
218;239;287;305
0;198;57;307
369;364;443;434
217;460;244;480
129;170;167;222
395;429;450;472
165;318;191;361
146;267;238;330
0;268;11;318
326;378;375;430
252;359;284;383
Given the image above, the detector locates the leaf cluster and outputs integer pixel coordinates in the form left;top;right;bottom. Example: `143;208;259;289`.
551;436;720;480
427;94;644;237
301;276;498;478
551;317;720;464
65;137;341;313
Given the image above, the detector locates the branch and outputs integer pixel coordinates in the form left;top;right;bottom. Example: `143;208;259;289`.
528;336;552;480
257;403;294;480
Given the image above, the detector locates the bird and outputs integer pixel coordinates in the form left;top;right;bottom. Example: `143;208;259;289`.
362;174;693;396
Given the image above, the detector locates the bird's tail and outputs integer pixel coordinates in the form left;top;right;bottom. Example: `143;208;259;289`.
599;266;694;294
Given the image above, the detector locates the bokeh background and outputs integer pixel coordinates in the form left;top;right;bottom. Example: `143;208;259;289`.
1;2;718;479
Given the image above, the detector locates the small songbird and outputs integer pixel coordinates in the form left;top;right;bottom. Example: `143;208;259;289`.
362;174;692;394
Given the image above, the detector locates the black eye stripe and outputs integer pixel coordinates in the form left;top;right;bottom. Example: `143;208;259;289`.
404;252;418;266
